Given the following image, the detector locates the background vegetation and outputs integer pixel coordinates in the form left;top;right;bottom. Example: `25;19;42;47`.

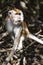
0;0;43;65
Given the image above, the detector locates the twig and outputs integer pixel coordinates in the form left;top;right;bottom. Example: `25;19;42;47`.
0;41;4;44
0;48;12;52
24;41;35;51
0;32;8;40
38;34;43;37
35;29;42;35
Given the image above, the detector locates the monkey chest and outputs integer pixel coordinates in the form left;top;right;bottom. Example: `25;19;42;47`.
13;27;22;37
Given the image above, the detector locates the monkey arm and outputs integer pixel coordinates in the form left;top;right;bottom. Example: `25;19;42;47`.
21;21;43;44
26;27;43;44
6;27;22;62
6;36;20;62
28;33;43;44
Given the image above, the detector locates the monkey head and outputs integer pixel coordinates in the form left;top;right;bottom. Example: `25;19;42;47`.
7;8;24;24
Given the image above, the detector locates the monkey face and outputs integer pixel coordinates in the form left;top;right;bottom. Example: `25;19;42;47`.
8;9;24;24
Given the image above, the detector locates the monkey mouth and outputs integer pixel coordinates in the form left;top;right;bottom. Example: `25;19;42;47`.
10;18;21;25
13;21;21;25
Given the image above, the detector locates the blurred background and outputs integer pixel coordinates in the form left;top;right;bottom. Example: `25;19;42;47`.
0;0;43;65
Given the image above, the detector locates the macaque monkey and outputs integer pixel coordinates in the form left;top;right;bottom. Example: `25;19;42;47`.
2;8;43;65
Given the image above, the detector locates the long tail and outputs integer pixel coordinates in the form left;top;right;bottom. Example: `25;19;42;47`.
28;33;43;44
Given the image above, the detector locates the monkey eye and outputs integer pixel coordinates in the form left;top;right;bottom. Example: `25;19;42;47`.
8;11;11;15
